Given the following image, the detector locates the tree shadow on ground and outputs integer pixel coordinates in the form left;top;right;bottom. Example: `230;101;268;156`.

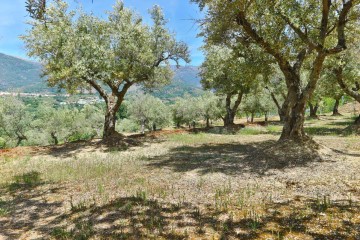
37;133;165;158
1;170;359;239
0;172;64;240
146;140;330;176
2;185;359;239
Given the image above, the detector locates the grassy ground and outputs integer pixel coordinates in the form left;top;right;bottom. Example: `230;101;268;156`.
0;114;359;239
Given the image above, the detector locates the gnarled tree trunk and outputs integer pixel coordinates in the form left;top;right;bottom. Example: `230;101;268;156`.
355;115;360;125
51;132;59;145
279;93;308;142
223;91;243;127
103;103;118;138
103;93;128;139
332;98;342;116
335;68;360;125
309;103;319;119
16;134;27;147
206;117;210;128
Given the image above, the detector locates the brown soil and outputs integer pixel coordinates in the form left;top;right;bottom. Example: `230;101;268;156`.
0;117;359;239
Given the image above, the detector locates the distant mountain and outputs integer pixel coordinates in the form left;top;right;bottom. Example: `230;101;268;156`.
0;53;55;93
150;66;202;100
0;53;201;98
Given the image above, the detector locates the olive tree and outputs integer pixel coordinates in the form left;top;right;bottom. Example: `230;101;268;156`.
128;94;171;133
172;96;201;128
196;91;222;128
33;102;103;145
0;97;31;147
22;0;189;139
193;0;359;144
200;45;267;126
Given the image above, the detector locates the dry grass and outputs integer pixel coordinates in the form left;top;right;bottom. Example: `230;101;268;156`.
0;115;359;239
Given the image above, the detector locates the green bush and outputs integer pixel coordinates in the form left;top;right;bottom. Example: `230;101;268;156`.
117;118;140;133
0;137;6;149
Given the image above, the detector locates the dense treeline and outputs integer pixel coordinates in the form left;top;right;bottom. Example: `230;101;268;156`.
1;90;353;148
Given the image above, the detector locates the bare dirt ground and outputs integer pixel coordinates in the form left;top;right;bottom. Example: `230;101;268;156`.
0;115;359;239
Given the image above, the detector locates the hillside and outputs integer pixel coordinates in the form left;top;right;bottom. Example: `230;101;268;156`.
0;53;201;98
0;53;55;93
150;66;203;100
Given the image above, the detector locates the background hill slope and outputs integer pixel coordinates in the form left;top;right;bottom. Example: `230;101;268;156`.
0;53;201;99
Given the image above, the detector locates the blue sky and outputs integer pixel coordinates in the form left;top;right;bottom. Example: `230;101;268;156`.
0;0;204;66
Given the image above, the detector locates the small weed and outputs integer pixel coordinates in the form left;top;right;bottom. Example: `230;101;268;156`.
246;208;262;231
315;195;332;212
214;184;232;212
51;221;94;240
70;196;89;213
0;200;10;216
135;189;148;202
51;227;72;239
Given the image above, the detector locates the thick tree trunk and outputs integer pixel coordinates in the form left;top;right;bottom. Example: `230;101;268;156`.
103;107;117;138
223;91;243;127
152;123;157;131
103;94;125;139
206;118;210;128
309;103;319;119
223;112;235;126
280;97;308;142
332;98;342;116
51;132;59;145
224;94;235;126
355;114;360;125
16;134;27;147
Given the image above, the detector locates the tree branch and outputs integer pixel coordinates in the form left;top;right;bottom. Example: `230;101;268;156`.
335;67;360;102
320;0;331;45
235;11;288;67
279;13;321;51
326;0;354;54
86;79;109;103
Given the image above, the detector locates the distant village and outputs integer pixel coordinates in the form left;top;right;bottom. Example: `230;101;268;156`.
0;91;104;105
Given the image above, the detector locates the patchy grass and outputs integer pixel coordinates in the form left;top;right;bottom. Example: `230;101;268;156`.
0;115;359;239
0;200;10;216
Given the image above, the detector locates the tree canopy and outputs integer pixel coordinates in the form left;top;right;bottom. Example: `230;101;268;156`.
22;0;190;138
193;0;359;143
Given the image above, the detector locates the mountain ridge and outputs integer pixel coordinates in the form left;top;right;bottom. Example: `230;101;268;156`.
0;53;201;99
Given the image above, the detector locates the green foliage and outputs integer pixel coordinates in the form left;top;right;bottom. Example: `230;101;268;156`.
128;94;171;131
0;96;32;146
117;118;140;133
0;96;104;147
0;137;6;149
22;0;189;137
242;87;276;119
172;95;202;127
196;91;222;125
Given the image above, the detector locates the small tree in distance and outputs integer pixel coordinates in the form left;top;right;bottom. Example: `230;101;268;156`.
0;97;31;147
128;94;171;133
